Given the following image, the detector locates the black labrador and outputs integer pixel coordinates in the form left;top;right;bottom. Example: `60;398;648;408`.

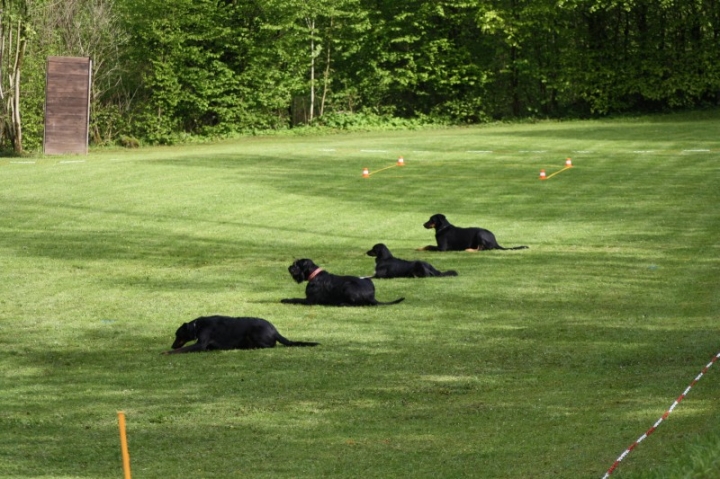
165;315;319;354
281;258;405;306
420;214;529;252
366;243;458;278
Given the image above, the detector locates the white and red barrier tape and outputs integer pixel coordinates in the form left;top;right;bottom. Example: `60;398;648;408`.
602;351;720;478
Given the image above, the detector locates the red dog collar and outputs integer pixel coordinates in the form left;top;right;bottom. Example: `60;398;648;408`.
307;268;324;281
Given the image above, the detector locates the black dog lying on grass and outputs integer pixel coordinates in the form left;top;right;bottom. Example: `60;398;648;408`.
420;214;529;252
366;243;458;278
165;315;319;354
281;258;405;306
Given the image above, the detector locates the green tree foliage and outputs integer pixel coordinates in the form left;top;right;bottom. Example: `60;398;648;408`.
7;0;720;149
123;0;251;142
346;0;492;122
564;0;720;113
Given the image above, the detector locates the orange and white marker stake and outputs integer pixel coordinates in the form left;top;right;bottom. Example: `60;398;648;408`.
397;156;405;166
362;167;370;178
117;411;132;479
565;158;573;167
539;169;547;180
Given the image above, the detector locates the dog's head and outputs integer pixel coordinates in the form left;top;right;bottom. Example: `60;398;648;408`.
367;243;392;259
171;321;198;349
288;259;320;283
424;214;447;229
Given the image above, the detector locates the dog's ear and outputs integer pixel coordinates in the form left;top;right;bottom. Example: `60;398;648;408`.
290;259;310;270
171;322;193;349
288;259;313;283
176;321;197;339
426;214;446;228
297;258;315;271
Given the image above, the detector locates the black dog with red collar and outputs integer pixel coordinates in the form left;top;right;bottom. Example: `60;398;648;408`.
281;258;405;306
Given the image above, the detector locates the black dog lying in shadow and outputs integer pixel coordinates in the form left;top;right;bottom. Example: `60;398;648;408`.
281;258;405;306
366;243;458;278
421;213;529;252
165;315;319;354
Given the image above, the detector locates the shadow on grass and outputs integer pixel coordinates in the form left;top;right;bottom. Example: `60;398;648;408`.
498;122;720;143
0;198;384;263
2;316;718;478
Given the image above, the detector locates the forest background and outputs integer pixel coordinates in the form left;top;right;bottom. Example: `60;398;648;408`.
1;0;719;152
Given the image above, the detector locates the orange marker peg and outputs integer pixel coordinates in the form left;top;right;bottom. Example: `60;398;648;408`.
117;412;132;479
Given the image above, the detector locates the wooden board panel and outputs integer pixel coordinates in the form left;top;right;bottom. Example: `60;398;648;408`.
43;57;91;155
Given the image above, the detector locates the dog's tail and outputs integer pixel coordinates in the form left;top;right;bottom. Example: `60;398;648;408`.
375;297;405;305
275;333;319;347
497;245;529;251
439;270;458;277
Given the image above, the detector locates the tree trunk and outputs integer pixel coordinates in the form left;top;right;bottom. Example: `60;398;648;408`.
0;15;26;153
320;17;332;118
306;17;315;123
12;22;26;153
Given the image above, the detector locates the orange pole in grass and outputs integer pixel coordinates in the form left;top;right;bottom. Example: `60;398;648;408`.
544;165;572;179
117;411;132;479
368;164;397;176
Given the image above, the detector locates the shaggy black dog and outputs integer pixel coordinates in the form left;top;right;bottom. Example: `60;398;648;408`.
366;243;458;278
281;258;405;306
165;315;319;354
421;214;529;252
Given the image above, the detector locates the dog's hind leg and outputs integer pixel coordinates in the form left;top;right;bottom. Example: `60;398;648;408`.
412;262;434;277
418;262;457;277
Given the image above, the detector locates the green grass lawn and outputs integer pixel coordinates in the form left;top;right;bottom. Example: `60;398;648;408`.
1;111;719;479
